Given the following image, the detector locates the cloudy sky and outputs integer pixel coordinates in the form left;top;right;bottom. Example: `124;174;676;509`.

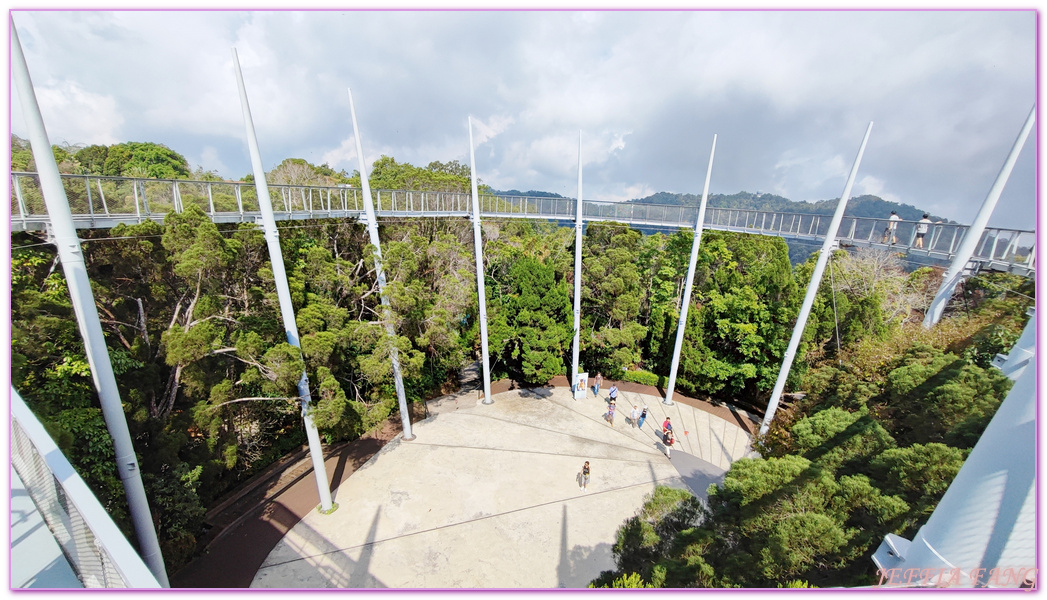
9;9;1036;229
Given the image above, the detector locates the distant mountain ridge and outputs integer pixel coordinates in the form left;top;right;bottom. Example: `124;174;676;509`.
627;191;950;224
491;188;947;224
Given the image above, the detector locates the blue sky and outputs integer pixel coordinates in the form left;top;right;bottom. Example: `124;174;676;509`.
9;8;1036;229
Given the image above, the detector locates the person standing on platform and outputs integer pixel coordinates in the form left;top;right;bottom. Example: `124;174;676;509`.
593;373;603;397
580;461;590;492
662;417;672;439
607;399;616;426
608;383;618;404
637;405;648;429
664;428;675;459
630;404;640;428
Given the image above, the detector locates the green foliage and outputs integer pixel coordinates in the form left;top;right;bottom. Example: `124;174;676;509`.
668;232;797;405
82;141;192;178
366;155;473;192
619;369;665;388
589;572;654;588
878;344;1012;448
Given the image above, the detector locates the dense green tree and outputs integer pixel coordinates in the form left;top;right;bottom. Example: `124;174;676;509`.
99;142;191;179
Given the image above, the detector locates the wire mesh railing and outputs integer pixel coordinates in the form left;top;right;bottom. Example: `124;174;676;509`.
10;387;162;589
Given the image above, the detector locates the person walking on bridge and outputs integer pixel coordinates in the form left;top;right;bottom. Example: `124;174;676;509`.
882;210;901;245
915;214;933;249
608;383;618;404
593;373;603;397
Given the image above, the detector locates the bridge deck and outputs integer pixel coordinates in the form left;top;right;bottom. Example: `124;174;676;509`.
10;173;1034;277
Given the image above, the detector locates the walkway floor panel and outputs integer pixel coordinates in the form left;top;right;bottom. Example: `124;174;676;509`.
251;388;752;588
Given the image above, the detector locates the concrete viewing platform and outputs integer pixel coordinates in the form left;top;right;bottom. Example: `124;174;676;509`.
250;385;757;588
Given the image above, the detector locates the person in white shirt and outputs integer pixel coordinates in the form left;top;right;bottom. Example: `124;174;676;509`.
882;210;901;244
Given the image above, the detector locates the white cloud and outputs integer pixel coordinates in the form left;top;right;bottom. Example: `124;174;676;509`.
193;146;229;176
471;114;515;146
32;81;123;145
855;175;901;204
320;137;359;172
8;10;1033;226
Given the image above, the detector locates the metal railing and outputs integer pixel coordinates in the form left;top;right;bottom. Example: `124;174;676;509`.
10;387;162;588
10;172;1034;275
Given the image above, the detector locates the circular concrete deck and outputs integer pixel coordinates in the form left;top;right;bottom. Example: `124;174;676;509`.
250;386;755;588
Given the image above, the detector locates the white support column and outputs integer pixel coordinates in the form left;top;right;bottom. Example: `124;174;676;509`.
347;87;415;441
664;134;717;406
990;307;1035;381
11;20;170;586
923;106;1035;328
760;122;874;437
232;49;334;513
467;117;492;405
571;131;584;394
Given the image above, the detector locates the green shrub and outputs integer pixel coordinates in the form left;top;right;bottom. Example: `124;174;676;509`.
620;369;665;388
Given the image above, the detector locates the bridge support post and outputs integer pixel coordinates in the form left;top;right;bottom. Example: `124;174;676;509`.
664;135;717;406
923;106;1035;328
11;21;171;585
232;49;335;513
571;132;584;396
347;88;415;441
467;117;493;405
760;122;874;437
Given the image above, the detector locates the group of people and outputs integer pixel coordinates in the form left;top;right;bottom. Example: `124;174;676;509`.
581;375;675;492
580;415;675;490
882;211;937;249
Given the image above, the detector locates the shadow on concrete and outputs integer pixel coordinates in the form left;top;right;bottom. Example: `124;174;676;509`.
667;451;728;503
519;386;554;400
556;503;614;588
252;506;388;588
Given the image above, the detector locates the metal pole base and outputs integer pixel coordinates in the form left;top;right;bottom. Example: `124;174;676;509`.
317;502;339;515
662;399;675;406
402;434;417;441
482;398;494;405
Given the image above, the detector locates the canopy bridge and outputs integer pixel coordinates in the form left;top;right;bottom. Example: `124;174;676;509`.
10;172;1035;277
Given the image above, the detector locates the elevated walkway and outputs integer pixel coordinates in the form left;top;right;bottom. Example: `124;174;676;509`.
10;173;1034;277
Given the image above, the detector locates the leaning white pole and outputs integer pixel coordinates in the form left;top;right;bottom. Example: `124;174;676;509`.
467;117;493;405
232;49;334;512
923;106;1035;328
759;122;874;437
663;134;717;406
12;20;170;586
347;87;415;441
571;131;584;394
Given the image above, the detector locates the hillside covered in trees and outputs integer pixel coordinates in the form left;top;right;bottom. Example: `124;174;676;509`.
10;136;1032;584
